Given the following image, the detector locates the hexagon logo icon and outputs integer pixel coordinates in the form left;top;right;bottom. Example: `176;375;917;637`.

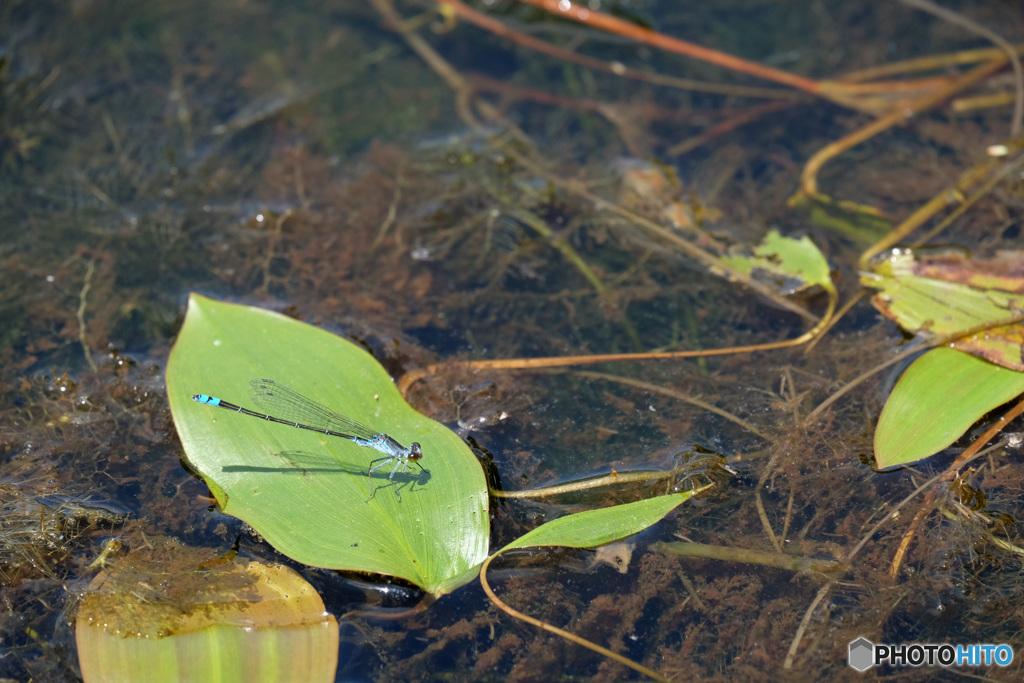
849;637;875;672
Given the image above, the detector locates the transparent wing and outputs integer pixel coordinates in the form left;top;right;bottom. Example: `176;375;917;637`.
248;378;379;440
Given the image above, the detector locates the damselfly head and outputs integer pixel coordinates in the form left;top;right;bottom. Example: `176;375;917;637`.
409;442;423;460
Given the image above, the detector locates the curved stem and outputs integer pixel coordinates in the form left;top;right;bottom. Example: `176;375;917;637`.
479;552;670;682
798;55;1008;199
400;286;836;397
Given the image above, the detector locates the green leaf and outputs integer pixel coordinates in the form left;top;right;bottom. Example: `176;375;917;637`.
721;230;835;296
874;347;1024;468
167;295;488;595
499;491;699;552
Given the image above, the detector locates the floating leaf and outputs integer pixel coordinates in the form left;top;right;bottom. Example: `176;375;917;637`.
499;491;701;552
874;347;1024;468
861;250;1024;371
167;295;488;595
722;230;834;296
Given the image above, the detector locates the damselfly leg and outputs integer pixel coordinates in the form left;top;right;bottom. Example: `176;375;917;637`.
366;453;425;502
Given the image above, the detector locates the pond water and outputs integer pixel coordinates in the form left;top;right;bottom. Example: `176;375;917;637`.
2;0;1023;680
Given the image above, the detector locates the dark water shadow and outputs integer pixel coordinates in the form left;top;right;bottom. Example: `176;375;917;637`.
222;449;432;498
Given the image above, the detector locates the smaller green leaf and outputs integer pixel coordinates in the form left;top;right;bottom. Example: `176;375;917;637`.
499;491;700;553
721;230;834;296
874;347;1024;468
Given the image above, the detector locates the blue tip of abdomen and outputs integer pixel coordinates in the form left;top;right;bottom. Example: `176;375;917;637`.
192;394;220;406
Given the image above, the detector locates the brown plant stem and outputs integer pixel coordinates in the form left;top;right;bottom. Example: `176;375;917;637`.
897;0;1023;138
806;312;1024;424
436;0;799;100
514;0;821;94
837;43;1023;83
667;99;800;156
479;552;670;681
859;147;1024;269
398;285;835;396
371;0;489;127
796;54;1009;200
